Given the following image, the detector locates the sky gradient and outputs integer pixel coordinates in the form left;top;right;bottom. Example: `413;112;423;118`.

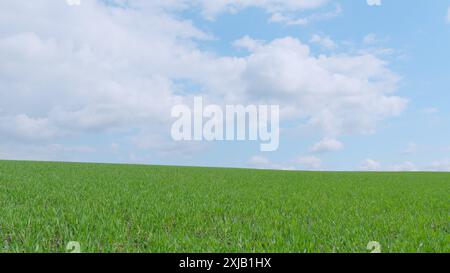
0;0;449;171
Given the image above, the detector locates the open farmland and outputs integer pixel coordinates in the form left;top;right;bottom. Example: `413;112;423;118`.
0;160;448;253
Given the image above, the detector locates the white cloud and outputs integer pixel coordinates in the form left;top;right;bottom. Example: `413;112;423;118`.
237;37;406;136
0;114;61;141
360;158;381;171
0;1;210;146
296;156;322;170
367;0;381;7
0;1;407;162
310;34;337;49
310;137;343;153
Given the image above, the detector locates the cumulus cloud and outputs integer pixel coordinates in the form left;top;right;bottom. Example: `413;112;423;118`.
360;158;381;171
0;0;220;148
310;137;344;153
0;114;61;141
1;2;193;122
237;37;406;136
0;0;407;162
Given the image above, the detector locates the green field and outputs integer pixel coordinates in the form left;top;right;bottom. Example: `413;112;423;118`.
0;160;448;253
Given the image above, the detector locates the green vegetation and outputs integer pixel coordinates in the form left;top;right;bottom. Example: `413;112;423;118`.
0;160;448;253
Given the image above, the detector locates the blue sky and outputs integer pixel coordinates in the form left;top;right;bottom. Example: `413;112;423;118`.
0;0;449;171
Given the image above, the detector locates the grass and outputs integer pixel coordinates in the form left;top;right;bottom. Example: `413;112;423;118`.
0;160;449;253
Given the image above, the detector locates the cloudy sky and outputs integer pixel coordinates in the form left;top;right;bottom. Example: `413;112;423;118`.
1;0;449;171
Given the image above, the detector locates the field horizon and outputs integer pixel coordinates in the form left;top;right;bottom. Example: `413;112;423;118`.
0;160;449;253
3;159;450;174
